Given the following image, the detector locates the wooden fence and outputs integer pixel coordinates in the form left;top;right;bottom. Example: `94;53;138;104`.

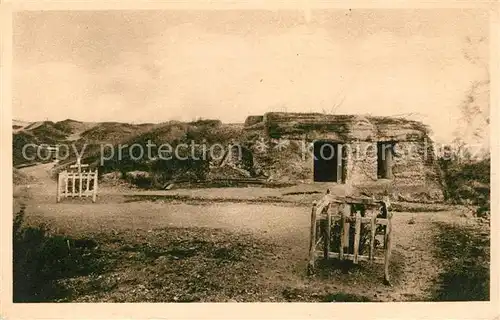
308;193;393;284
57;167;98;203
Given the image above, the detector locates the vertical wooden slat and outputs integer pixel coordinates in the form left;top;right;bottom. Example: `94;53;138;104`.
78;170;83;197
343;204;351;256
369;213;376;262
56;173;61;203
324;204;332;259
353;211;361;264
384;208;393;285
316;215;321;242
308;203;318;274
86;170;91;196
64;171;68;198
66;173;70;196
339;204;349;260
339;206;344;260
92;168;98;203
71;173;76;197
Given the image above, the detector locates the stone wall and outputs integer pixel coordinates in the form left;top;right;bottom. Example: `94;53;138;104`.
345;141;378;185
392;141;427;186
340;140;442;201
253;112;430;142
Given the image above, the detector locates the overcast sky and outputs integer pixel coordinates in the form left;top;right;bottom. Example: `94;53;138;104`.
13;9;489;142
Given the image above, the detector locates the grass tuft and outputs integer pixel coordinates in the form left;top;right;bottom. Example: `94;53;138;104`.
431;222;490;301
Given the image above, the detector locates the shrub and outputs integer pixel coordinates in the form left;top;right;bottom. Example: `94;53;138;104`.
13;204;105;302
438;156;490;216
432;222;489;301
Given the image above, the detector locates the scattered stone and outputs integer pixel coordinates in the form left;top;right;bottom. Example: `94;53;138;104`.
165;183;175;190
156;256;169;264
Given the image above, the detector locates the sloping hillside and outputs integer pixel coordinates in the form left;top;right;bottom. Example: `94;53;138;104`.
29;121;71;141
53;119;98;141
13;120;75;166
79;122;155;143
54;122;158;168
12;129;63;166
12;119;32;133
12;119;148;167
16;120;77;143
71;120;247;188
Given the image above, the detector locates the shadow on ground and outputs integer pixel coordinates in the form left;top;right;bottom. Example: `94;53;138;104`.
430;221;490;301
13;205;107;302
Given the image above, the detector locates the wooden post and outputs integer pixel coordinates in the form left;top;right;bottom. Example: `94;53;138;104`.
384;209;393;285
71;173;76;197
76;158;81;197
56;173;61;203
369;213;376;262
339;204;350;260
324;204;332;259
78;170;83;198
63;171;68;200
344;204;351;256
308;202;318;274
92;168;98;203
86;170;91;196
353;211;361;264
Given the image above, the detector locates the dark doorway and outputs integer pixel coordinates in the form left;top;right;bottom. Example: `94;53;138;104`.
313;141;346;183
377;142;395;179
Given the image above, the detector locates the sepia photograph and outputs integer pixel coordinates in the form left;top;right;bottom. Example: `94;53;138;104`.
3;2;497;313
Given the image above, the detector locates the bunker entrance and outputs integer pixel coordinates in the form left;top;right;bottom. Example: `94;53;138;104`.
313;141;346;183
377;142;395;179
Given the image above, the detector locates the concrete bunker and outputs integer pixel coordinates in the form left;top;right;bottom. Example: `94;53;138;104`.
242;112;444;201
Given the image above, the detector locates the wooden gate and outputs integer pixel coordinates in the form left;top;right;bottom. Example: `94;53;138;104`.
57;165;98;203
308;193;393;284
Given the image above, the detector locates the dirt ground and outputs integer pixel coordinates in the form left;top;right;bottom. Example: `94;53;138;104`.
12;163;489;302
